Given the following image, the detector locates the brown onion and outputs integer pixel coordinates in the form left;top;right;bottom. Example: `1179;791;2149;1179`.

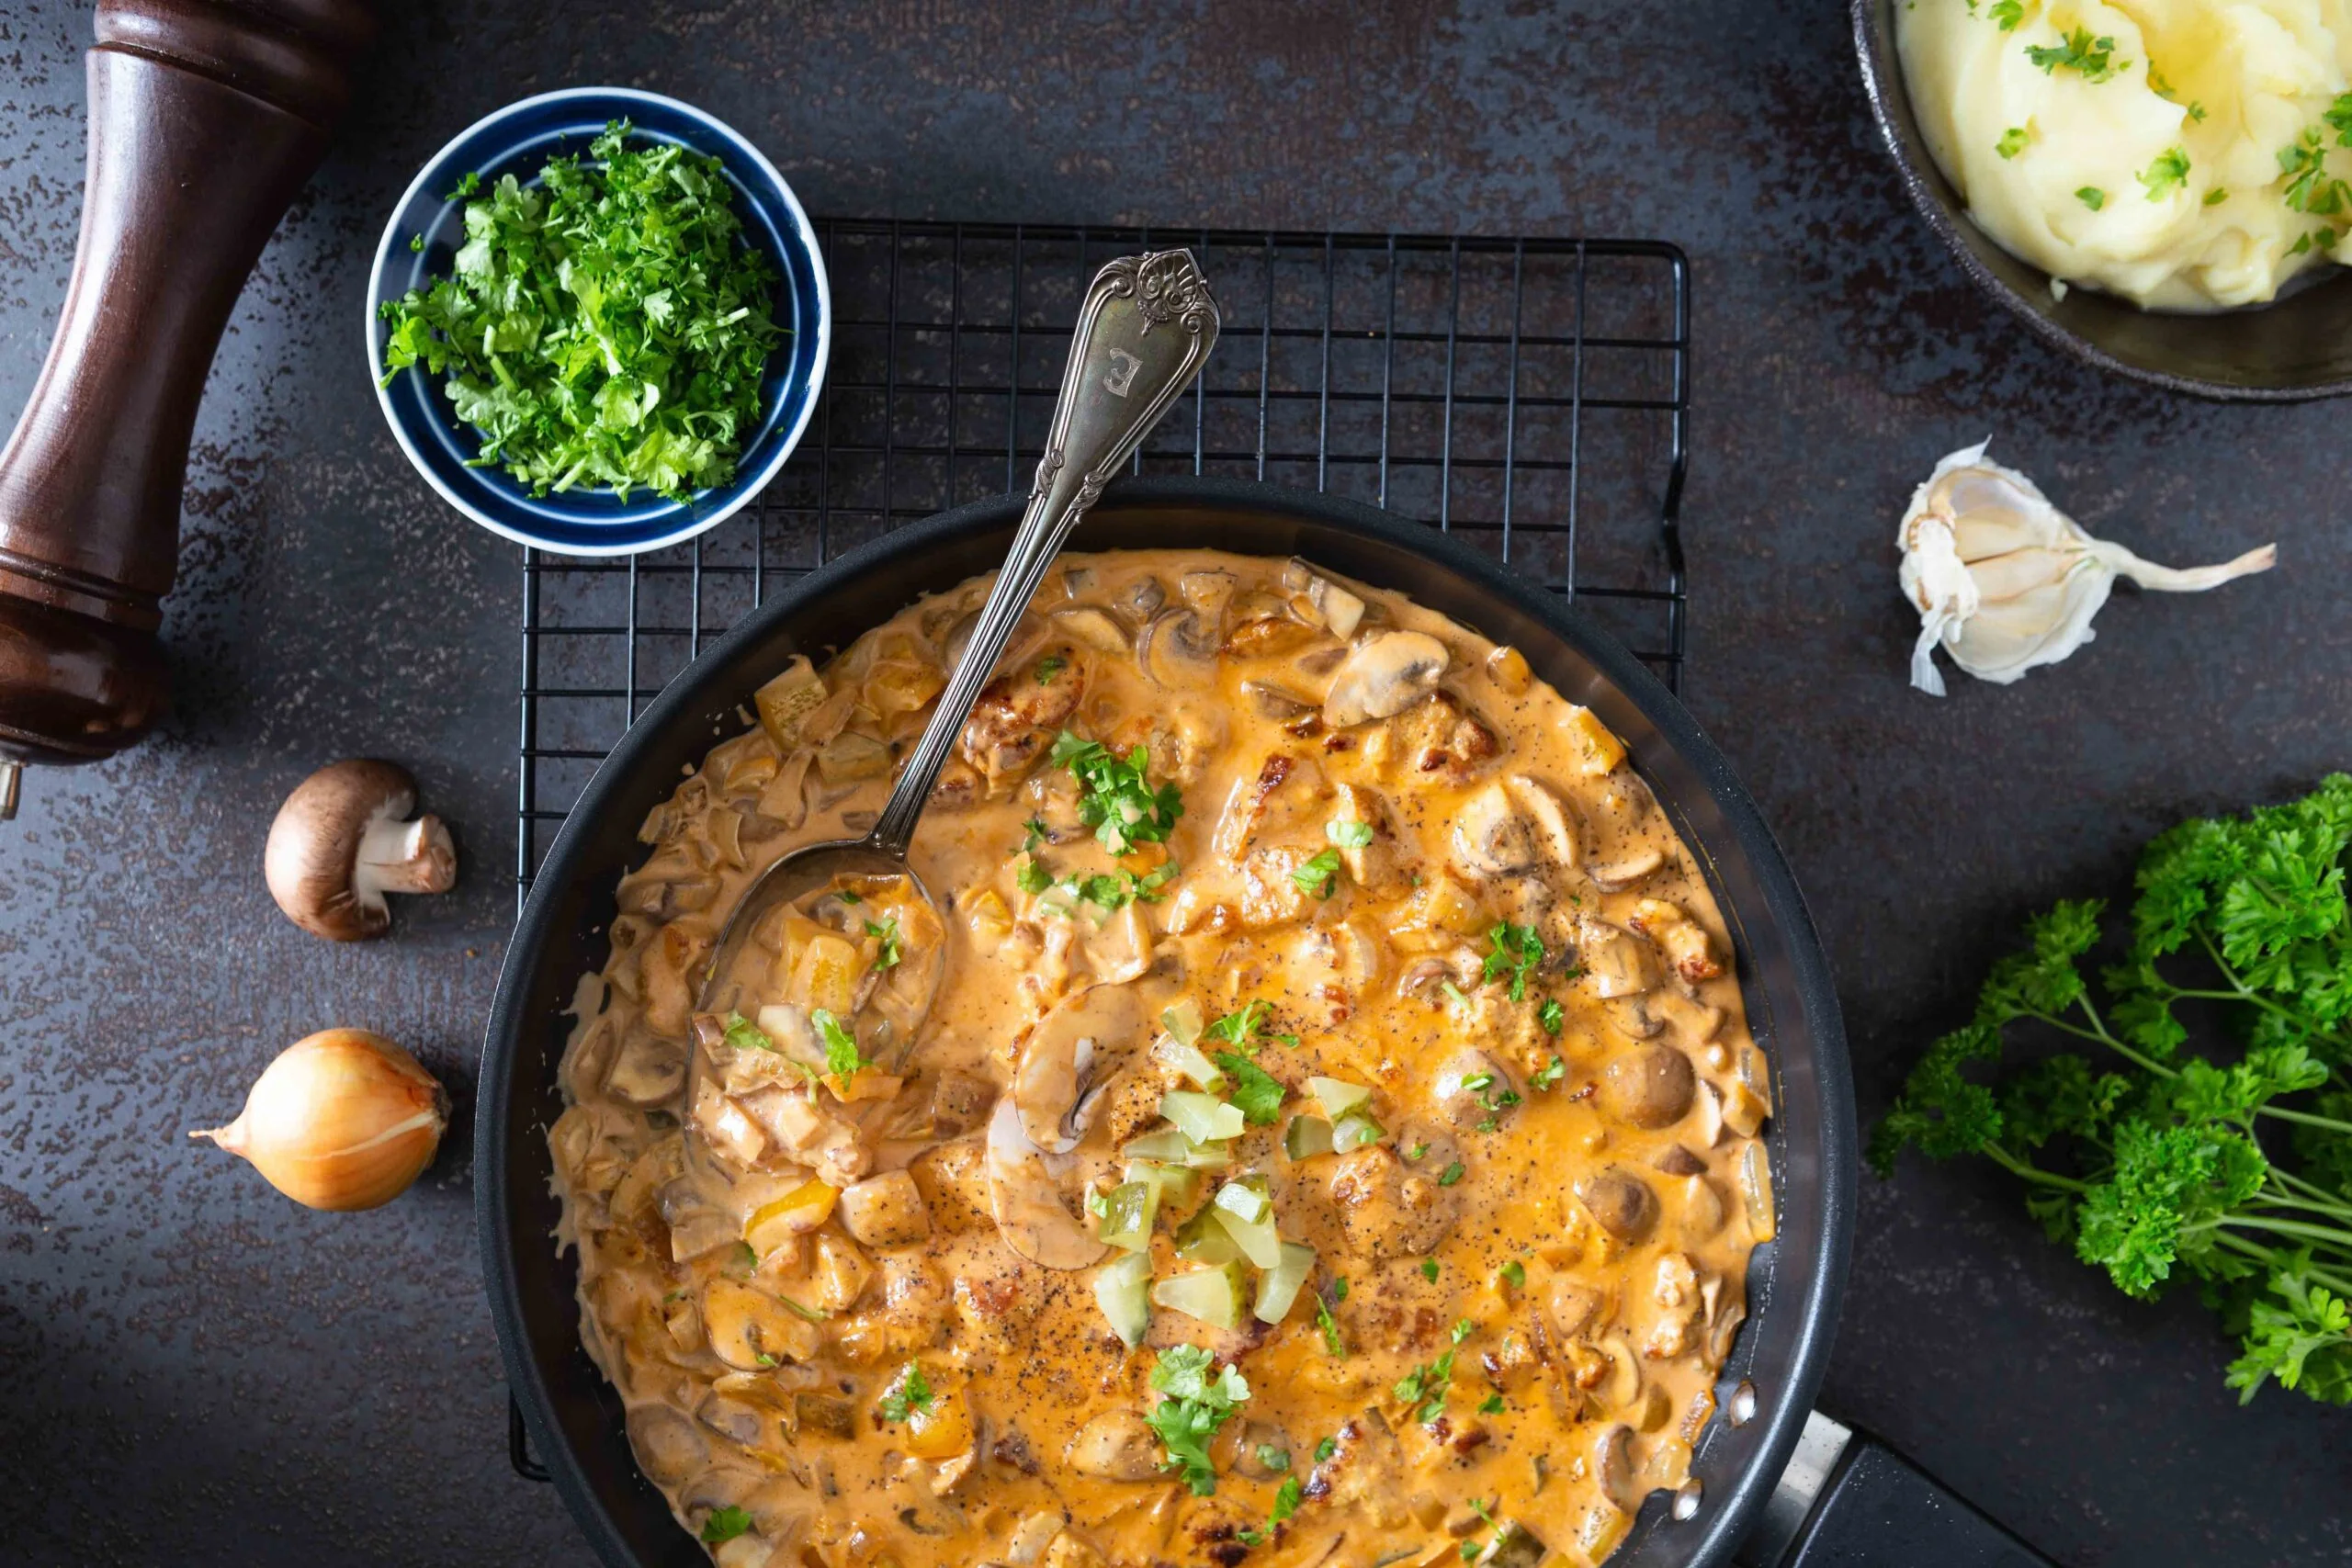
191;1029;447;1211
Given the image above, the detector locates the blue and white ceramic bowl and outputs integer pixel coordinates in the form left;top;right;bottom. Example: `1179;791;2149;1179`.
367;87;830;556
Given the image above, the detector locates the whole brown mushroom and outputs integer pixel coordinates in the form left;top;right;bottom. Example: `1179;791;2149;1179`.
265;760;457;941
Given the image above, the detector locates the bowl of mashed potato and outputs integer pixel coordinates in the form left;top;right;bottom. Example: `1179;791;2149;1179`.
1857;0;2352;399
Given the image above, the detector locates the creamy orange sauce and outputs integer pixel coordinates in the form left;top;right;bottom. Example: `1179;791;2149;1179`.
548;550;1775;1568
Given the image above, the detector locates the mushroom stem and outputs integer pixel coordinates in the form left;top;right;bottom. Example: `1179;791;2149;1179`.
357;810;457;897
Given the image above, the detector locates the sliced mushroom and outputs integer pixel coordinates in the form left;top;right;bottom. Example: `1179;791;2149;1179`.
1578;919;1657;999
1600;1044;1696;1130
1576;1167;1658;1243
1013;985;1145;1154
627;1404;709;1485
1451;782;1537;878
1051;607;1130;654
1544;1278;1603;1341
264;760;458;941
1066;1409;1162;1480
1283;561;1367;638
986;1098;1109;1271
1322;631;1449;728
1240;679;1317;721
1177;569;1237;618
1505;774;1581;869
605;1030;687;1107
1604;995;1664;1041
1594;1425;1638;1511
1651;1144;1707;1178
1433;1049;1514;1129
1137;606;1219;688
1118;574;1167;619
1588;845;1666;892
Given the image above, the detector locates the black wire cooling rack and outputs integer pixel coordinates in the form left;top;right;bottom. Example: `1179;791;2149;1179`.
514;221;1691;905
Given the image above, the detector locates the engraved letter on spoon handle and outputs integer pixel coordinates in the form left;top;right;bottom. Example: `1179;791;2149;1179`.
868;250;1222;860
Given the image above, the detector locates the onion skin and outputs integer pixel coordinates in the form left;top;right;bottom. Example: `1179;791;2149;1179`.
191;1029;448;1211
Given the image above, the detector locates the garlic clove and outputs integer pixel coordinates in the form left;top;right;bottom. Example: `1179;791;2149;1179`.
1898;440;2276;694
192;1029;447;1211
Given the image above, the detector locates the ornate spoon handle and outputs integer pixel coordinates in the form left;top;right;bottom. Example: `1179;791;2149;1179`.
867;250;1221;860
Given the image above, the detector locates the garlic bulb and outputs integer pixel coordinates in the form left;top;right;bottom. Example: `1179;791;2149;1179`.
1898;442;2276;695
191;1029;447;1211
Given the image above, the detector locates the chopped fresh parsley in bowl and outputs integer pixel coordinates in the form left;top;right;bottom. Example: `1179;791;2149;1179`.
380;120;782;502
368;88;829;555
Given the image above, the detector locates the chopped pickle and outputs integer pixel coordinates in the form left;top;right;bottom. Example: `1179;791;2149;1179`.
1151;1261;1250;1329
1254;1241;1317;1325
1097;1180;1159;1251
1283;1113;1335;1160
1095;1251;1153;1347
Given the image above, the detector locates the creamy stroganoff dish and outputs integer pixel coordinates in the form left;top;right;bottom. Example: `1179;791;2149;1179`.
548;550;1776;1568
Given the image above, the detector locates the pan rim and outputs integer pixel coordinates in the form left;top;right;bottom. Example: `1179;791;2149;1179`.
478;472;1855;1568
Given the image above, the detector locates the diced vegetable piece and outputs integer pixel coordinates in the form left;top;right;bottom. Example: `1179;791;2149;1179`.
745;1180;838;1255
1254;1241;1317;1325
1214;1205;1283;1269
1156;1037;1227;1092
1094;1252;1153;1348
1740;1141;1776;1242
1097;1180;1159;1252
1175;1204;1244;1264
1161;998;1205;1046
1330;1109;1386;1153
1122;1126;1193;1162
1151;1261;1250;1329
1125;1159;1201;1212
1283;1114;1335;1161
1212;1178;1272;1226
1181;1138;1235;1170
753;658;826;753
1161;1090;1247;1145
904;1384;971;1459
1307;1077;1373;1119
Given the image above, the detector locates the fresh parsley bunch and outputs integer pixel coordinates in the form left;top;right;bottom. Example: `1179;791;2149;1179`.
1873;775;2352;1405
379;120;783;501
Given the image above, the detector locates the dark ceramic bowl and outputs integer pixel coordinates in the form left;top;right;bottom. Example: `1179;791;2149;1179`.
368;87;831;555
1854;0;2352;400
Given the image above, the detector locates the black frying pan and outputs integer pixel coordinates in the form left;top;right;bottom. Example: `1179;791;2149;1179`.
477;476;2023;1568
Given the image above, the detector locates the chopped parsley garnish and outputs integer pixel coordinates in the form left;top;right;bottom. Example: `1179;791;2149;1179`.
1438;1161;1466;1187
1015;856;1053;895
700;1505;754;1544
863;916;902;970
1146;1345;1250;1495
1213;1051;1288;1125
1316;1279;1349;1357
2205;187;2230;207
775;1294;830;1323
2026;26;2124;83
1499;1259;1526;1290
1327;818;1375;850
1478;1393;1507;1416
810;1009;868;1077
1407;1141;1430;1161
1050;731;1184;855
1291;848;1344;899
721;1011;779;1054
1271;1475;1303;1527
1022;817;1049;852
1988;0;2022;27
1482;921;1544;1002
2328;91;2352;146
1419;1258;1440;1282
1394;1320;1476;1422
379;121;784;502
2076;186;2107;211
1204;999;1275;1050
1996;126;2030;160
1256;1445;1291;1472
1440;979;1471;1010
1537;998;1566;1037
835;889;862;905
1034;655;1068;685
754;1351;777;1367
1314;1437;1338;1463
2281;130;2351;216
1533;1054;1566;1089
2138;146;2190;200
876;1361;933;1423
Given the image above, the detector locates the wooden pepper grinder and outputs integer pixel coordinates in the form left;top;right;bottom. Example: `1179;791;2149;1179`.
0;0;379;820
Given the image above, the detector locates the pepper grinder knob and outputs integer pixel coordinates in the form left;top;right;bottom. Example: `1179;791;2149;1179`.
0;0;379;819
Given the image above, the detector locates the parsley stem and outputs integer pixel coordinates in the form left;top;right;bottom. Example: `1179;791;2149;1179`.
1981;1141;2089;1192
2216;1233;2352;1297
2250;1187;2352;1224
2247;1102;2352;1139
2202;1213;2352;1255
2269;1165;2352;1206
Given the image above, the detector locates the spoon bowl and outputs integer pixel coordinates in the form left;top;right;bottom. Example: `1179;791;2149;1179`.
681;248;1221;1169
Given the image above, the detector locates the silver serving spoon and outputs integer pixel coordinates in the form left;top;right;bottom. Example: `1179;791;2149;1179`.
689;250;1220;1120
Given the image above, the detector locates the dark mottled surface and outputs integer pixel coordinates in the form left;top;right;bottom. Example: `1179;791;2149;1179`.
0;2;2345;1564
